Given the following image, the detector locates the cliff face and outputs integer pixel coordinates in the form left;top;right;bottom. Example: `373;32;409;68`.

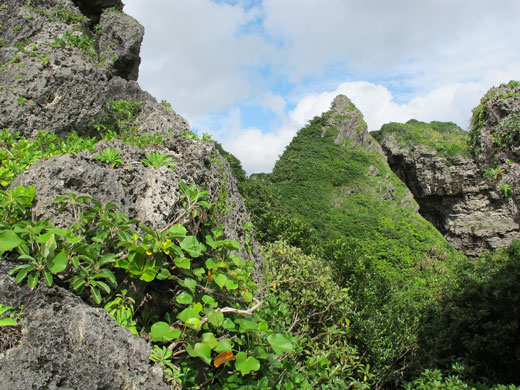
0;1;260;388
375;87;520;256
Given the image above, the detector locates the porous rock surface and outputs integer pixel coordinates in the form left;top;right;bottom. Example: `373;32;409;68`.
0;0;187;138
378;83;520;256
0;263;169;390
0;0;261;388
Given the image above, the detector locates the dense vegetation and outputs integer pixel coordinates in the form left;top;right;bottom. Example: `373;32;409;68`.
371;119;470;160
239;105;520;389
1;96;520;388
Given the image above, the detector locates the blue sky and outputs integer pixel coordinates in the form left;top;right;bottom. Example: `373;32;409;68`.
123;0;520;174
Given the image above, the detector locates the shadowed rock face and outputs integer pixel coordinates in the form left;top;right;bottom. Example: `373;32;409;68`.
377;92;520;257
0;261;169;390
72;0;124;24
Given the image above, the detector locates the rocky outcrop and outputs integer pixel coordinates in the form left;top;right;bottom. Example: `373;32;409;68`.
0;262;169;390
0;1;261;388
0;0;186;138
12;136;256;263
327;95;383;154
377;96;520;256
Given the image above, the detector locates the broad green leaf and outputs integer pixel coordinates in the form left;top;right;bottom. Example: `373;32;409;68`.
150;321;181;342
186;342;212;365
202;295;218;308
174;257;191;269
205;257;219;270
235;352;260;376
176;291;193;305
168;224;187;238
242;291;253;302
214;274;227;289
208;311;224;328
177;306;200;322
229;253;245;267
258;321;269;331
215;338;233;353
193;267;205;277
267;333;293;355
237;319;257;333
225;279;238;290
184;317;201;330
0;230;23;252
0;317;17;326
140;269;157;282
156;268;171;280
221;239;241;251
222;318;236;330
180;236;205;258
42;269;53;286
179;277;196;293
47;250;67;274
202;332;218;349
252;346;269;360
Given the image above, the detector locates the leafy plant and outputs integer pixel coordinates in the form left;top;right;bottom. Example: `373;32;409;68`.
93;147;123;167
498;182;513;198
0;304;18;327
149;346;182;386
141;151;176;169
161;99;173;114
17;97;27;107
483;166;505;180
9;221;70;289
104;290;138;335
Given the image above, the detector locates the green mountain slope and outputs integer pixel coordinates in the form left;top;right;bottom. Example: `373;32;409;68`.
241;95;466;384
269;96;459;268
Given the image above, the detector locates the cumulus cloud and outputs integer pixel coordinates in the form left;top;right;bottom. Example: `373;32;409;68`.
123;0;520;174
123;0;273;116
229;74;519;174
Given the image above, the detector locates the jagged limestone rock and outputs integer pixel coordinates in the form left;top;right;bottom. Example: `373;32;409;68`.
0;263;169;390
328;95;383;154
0;1;262;388
376;113;520;256
0;0;185;138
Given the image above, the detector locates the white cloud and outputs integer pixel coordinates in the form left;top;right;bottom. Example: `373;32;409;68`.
262;0;520;82
123;0;273;116
123;0;520;174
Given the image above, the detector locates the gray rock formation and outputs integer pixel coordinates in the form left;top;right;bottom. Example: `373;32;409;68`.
327;95;383;154
0;0;186;138
377;98;520;256
13;136;257;264
0;1;261;388
0;262;170;390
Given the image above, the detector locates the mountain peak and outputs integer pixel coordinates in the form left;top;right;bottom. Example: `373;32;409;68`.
327;95;383;154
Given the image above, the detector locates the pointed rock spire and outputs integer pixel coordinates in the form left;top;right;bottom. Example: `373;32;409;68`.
327;95;383;154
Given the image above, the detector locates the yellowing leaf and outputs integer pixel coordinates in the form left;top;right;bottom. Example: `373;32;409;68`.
214;352;235;367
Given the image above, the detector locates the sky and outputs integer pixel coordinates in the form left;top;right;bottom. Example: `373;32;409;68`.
123;0;520;174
